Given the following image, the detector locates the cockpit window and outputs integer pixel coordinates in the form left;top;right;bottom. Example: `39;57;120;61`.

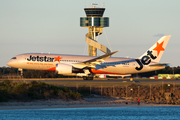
11;57;17;59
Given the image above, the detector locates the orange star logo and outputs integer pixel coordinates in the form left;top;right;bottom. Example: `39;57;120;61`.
153;41;165;56
54;56;62;63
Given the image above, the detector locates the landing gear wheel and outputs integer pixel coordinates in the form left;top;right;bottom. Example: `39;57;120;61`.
88;77;93;80
83;76;93;80
83;76;87;80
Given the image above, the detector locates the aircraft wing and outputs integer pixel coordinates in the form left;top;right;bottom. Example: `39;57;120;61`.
73;51;119;69
95;59;136;70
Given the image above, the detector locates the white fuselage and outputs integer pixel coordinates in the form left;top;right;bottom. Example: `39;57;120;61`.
7;53;165;75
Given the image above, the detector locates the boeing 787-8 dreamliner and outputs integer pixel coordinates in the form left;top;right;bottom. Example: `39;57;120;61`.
7;35;171;80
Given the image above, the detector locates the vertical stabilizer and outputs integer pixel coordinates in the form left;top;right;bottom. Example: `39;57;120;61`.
139;35;171;63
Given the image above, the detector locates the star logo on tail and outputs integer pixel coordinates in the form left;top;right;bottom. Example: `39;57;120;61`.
153;41;165;56
54;56;62;63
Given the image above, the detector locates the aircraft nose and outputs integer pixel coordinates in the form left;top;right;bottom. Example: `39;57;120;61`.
7;60;14;67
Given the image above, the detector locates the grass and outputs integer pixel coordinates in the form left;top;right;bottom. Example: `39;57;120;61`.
44;80;180;87
2;78;180;87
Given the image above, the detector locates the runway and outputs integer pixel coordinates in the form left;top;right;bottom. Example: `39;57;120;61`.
37;79;180;83
1;78;180;83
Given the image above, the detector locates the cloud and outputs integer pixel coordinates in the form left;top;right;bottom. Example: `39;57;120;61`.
153;34;165;37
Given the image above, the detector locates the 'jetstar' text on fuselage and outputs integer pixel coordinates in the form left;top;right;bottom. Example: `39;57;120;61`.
27;55;54;62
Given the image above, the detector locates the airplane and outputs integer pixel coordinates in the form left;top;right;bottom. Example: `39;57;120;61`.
7;35;171;80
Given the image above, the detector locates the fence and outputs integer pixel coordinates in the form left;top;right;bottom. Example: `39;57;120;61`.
65;83;180;104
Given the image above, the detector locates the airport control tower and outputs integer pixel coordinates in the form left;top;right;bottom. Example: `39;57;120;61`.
80;4;111;56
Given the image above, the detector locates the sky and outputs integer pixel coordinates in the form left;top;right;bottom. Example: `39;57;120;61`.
0;0;180;67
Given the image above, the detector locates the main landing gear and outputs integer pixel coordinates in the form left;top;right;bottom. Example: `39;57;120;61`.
83;69;94;80
83;76;94;80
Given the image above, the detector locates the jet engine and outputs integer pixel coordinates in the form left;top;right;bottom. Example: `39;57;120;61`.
55;63;82;75
56;63;73;74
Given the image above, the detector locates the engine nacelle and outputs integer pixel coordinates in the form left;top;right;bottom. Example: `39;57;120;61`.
99;74;107;78
56;63;73;74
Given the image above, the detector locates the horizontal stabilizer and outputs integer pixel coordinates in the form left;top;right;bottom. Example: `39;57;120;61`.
149;63;169;67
